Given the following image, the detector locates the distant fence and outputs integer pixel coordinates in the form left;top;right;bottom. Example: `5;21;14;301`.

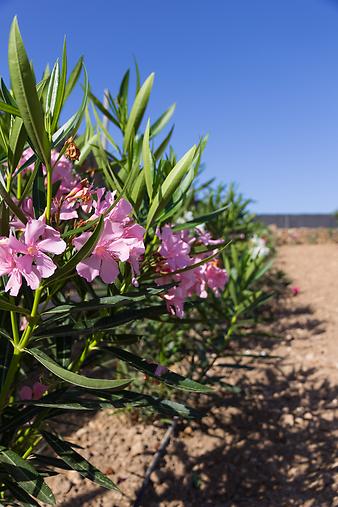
256;214;337;228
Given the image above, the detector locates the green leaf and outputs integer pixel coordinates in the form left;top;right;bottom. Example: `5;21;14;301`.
146;145;196;227
0;446;55;505
117;69;130;105
134;58;141;94
55;334;72;368
32;162;46;218
17;399;112;411
0;201;9;237
8;17;50;166
45;215;104;284
154;125;174;160
0;338;12;392
105;347;213;393
64;56;83;101
45;60;59;119
8;117;27;172
89;91;119;128
0;179;27;224
50;65;87;148
150;103;176;138
123;72;154;150
36;304;168;338
42;293;161;315
0;294;30;315
27;348;133;390
172;206;228;232
41;431;119;491
51;38;67;131
142;119;154;199
5;482;41;506
0;101;20;116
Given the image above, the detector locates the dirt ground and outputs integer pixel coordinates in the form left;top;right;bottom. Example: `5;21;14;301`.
45;245;338;507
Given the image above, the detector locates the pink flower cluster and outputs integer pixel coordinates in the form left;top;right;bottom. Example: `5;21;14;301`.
73;189;145;286
0;219;66;295
156;225;228;318
1;148;145;294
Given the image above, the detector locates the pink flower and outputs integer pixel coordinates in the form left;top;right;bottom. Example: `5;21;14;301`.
55;197;79;221
51;151;80;196
123;223;145;285
156;225;228;318
0;237;40;295
291;286;300;296
74;221;127;284
66;179;93;214
91;189;132;224
91;188;116;219
0;220;66;295
52;179;94;221
16;148;35;175
9;219;66;277
10;198;35;230
108;197;133;224
157;225;191;271
198;260;229;297
74;198;145;286
19;382;47;401
195;227;224;246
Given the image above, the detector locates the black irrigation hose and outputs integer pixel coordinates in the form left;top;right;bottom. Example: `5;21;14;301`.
133;417;178;507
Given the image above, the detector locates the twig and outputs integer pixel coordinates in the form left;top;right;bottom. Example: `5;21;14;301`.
133;418;178;507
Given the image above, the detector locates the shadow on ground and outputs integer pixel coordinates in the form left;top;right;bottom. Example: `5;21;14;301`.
54;298;337;507
140;301;337;507
141;367;337;507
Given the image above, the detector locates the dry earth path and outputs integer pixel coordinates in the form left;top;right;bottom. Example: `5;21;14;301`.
46;245;338;507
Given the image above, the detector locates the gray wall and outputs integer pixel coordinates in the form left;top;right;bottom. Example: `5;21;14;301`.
256;214;337;228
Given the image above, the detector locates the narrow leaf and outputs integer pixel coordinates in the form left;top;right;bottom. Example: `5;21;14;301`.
41;431;119;491
8;18;50;166
106;347;213;393
0;179;27;224
123;73;154;150
27;348;133;390
0;446;55;505
142;119;154;199
146;145;196;227
150;103;176;138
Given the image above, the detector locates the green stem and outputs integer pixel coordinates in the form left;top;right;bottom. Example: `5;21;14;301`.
0;287;42;413
17;173;22;200
22;436;42;459
10;308;20;346
0;348;21;412
6;171;12;192
45;163;52;223
70;337;97;372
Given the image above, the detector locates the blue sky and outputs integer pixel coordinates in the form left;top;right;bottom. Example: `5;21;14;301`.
0;0;337;213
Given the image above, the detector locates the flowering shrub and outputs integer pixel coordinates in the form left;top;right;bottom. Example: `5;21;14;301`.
0;18;231;505
125;182;280;396
156;225;227;317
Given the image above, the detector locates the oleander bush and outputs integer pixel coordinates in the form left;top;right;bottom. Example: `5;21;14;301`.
0;17;281;506
120;181;281;398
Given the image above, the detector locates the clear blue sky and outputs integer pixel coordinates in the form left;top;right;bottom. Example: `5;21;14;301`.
0;0;337;213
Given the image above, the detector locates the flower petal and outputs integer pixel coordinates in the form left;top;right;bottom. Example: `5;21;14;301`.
24;219;45;245
34;252;57;278
76;255;101;282
100;257;119;284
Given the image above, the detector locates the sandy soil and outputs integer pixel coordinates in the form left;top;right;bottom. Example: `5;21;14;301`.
45;245;338;507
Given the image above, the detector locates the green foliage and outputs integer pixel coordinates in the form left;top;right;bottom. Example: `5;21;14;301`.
0;17;284;506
